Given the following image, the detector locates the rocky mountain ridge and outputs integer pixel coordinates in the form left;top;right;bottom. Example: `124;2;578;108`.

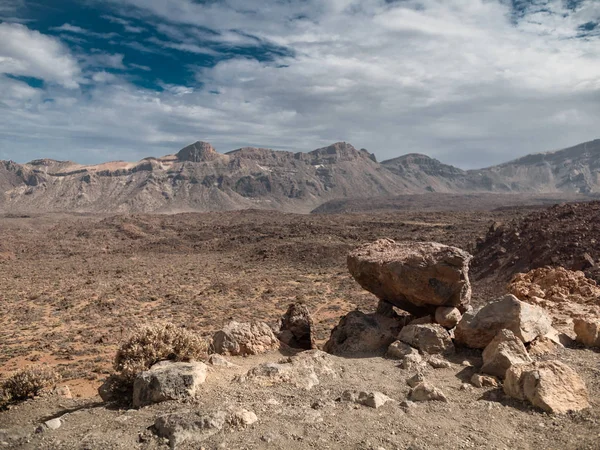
1;139;599;213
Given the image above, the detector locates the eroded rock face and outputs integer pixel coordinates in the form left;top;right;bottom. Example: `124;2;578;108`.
574;318;600;347
504;361;590;414
323;311;403;356
277;303;316;350
454;295;553;349
398;323;454;355
132;361;208;408
347;239;473;315
481;329;532;379
212;321;280;356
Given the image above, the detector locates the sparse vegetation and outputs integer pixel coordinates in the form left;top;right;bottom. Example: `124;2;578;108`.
0;365;61;407
114;323;209;382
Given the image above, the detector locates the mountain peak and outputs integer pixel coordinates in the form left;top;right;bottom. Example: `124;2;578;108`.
176;141;220;162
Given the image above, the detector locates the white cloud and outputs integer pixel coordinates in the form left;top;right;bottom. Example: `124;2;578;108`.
0;22;80;88
1;0;600;167
101;15;145;33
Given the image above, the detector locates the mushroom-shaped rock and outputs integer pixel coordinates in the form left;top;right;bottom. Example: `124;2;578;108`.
398;323;454;355
454;294;553;349
481;329;532;379
504;360;590;414
212;321;280;356
347;239;472;315
132;361;208;408
277;303;317;350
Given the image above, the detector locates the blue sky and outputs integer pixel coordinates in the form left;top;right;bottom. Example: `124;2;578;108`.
0;0;599;168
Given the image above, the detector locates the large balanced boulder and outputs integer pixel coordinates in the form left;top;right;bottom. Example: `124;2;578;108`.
347;239;473;315
574;318;600;347
481;329;532;378
132;361;208;408
212;321;280;356
277;303;317;350
398;323;454;355
454;294;553;349
504;360;590;414
323;311;402;356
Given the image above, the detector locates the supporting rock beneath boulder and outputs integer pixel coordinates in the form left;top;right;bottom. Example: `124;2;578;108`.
574;318;600;347
398;323;454;355
347;239;473;315
504;360;590;414
454;294;553;349
323;311;403;356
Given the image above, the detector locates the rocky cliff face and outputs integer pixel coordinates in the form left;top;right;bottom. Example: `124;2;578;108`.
1;139;599;213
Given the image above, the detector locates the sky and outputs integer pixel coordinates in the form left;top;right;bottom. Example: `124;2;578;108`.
0;0;599;168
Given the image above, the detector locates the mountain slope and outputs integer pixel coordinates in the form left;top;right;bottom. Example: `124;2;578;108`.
1;139;599;214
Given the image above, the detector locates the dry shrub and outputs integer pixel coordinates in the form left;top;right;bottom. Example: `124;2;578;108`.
1;365;61;406
114;323;208;382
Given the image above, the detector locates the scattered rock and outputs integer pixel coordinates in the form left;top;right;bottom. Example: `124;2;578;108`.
53;385;72;399
528;336;557;356
398;323;454;355
323;311;402;356
435;307;462;329
401;353;424;370
574;318;600;347
347;239;473;315
409;383;448;402
428;357;451;369
227;408;258;427
277;303;316;350
154;410;227;447
454;294;553;349
212;321;280;356
98;374;129;403
470;374;500;388
132;361;208;408
386;341;418;359
504;361;590;414
207;354;239;368
44;418;62;430
407;373;425;388
357;391;393;409
481;329;532;379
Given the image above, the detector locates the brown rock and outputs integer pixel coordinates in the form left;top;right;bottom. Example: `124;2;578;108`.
435;307;462;329
481;329;532;379
398;323;454;355
323;311;403;356
409;382;448;402
504;361;590;414
574;318;600;347
212;321;280;356
470;374;500;388
277;303;316;350
454;294;553;349
347;239;472;315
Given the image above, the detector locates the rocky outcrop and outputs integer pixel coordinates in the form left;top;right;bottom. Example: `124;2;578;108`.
574;318;600;347
212;321;280;356
323;311;403;356
176;141;221;162
398;323;454;355
481;329;532;379
132;361;208;408
347;239;472;315
277;303;316;350
504;361;590;414
454;295;553;349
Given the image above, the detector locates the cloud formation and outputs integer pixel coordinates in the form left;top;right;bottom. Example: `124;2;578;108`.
0;0;599;167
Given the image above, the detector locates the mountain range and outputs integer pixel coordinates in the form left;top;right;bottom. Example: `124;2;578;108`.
1;139;599;214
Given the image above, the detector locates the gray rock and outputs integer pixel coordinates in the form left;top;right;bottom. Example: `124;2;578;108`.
347;239;472;315
481;329;532;379
386;341;418;359
277;303;317;350
398;323;454;355
428;357;451;369
132;361;208;408
212;321;280;356
155;410;227;447
44;418;62;430
407;373;425;388
409;382;448;402
207;354;239;368
357;391;393;409
454;294;553;349
434;307;462;329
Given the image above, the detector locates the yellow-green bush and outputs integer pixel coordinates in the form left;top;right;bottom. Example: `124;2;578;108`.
1;365;61;407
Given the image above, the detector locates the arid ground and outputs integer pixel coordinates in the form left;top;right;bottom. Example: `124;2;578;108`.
0;198;598;449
